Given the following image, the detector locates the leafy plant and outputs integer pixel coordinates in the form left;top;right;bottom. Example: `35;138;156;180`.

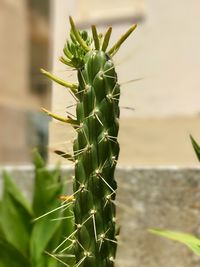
149;135;200;256
0;151;73;267
42;17;137;266
190;135;200;162
149;229;200;257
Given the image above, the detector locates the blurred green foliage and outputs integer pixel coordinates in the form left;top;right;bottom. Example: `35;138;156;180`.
150;136;200;257
190;135;200;162
0;151;73;267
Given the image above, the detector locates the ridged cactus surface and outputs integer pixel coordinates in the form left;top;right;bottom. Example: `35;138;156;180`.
42;17;136;267
73;50;119;267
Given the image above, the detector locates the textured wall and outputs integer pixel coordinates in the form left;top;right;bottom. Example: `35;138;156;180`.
0;0;31;164
1;167;200;266
0;0;29;106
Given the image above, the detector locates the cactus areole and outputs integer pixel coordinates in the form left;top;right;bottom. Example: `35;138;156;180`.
42;17;137;267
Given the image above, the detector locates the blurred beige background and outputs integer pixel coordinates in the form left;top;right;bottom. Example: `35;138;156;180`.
0;0;50;164
49;0;200;166
0;0;200;166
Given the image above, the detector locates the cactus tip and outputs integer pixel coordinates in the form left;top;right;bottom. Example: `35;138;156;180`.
40;68;46;74
108;23;137;56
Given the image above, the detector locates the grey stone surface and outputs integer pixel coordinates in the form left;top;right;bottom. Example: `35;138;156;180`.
1;166;200;266
116;168;200;267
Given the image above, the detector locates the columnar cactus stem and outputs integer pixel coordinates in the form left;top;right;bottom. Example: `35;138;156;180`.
43;17;137;267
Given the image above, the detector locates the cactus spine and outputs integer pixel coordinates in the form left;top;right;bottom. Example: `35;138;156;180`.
42;17;136;267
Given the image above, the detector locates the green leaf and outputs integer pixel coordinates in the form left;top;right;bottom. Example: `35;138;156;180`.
33;151;63;216
31;161;64;265
36;252;58;267
33;149;45;169
2;171;32;214
1;172;32;257
190;135;200;161
32;168;62;216
149;229;200;256
0;201;5;239
0;239;30;267
30;215;61;267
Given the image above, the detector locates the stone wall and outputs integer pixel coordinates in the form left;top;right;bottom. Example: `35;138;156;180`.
1;166;200;266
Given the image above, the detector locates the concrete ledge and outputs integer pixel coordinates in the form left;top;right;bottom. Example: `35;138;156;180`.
1;166;200;266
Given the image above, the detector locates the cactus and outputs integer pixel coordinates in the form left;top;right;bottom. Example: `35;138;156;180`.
42;17;137;266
